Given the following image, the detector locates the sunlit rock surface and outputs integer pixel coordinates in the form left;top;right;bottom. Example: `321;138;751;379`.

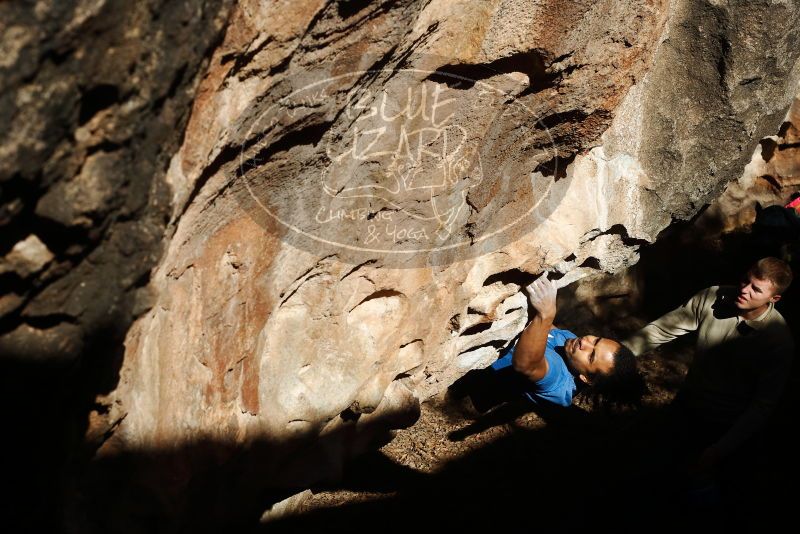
699;96;800;235
2;0;799;529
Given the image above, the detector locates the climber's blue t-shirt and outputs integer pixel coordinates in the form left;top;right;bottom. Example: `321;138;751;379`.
489;328;578;407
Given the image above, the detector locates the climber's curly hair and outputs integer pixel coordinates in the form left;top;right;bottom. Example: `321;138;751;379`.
585;343;648;409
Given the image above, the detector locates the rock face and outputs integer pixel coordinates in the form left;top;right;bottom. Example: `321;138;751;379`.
700;96;800;236
0;0;233;362
2;0;799;530
0;0;234;530
548;94;800;328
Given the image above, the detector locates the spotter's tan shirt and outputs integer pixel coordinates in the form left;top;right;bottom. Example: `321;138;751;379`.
623;286;793;456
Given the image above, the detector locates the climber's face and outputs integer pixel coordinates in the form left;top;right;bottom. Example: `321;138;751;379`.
563;335;618;384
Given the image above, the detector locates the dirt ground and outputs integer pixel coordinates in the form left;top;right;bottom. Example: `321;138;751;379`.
260;339;800;532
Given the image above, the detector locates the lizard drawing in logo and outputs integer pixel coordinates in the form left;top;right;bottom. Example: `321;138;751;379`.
320;81;484;242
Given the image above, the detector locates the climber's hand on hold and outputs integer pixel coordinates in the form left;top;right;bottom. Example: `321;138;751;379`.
525;274;557;321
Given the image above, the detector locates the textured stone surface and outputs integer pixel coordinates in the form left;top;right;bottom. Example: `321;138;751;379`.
554;92;800;356
0;234;54;278
82;0;800;529
0;0;233;364
0;1;234;531
2;0;799;530
693;96;800;236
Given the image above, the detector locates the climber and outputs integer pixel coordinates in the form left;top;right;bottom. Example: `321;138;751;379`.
448;274;643;414
483;274;642;408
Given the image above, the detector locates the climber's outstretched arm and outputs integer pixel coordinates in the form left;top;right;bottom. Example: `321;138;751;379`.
512;276;557;382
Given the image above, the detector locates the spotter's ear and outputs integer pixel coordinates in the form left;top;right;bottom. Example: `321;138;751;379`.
771;294;782;303
578;374;591;385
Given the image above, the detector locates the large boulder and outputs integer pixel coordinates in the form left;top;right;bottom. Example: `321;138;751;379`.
2;0;799;530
